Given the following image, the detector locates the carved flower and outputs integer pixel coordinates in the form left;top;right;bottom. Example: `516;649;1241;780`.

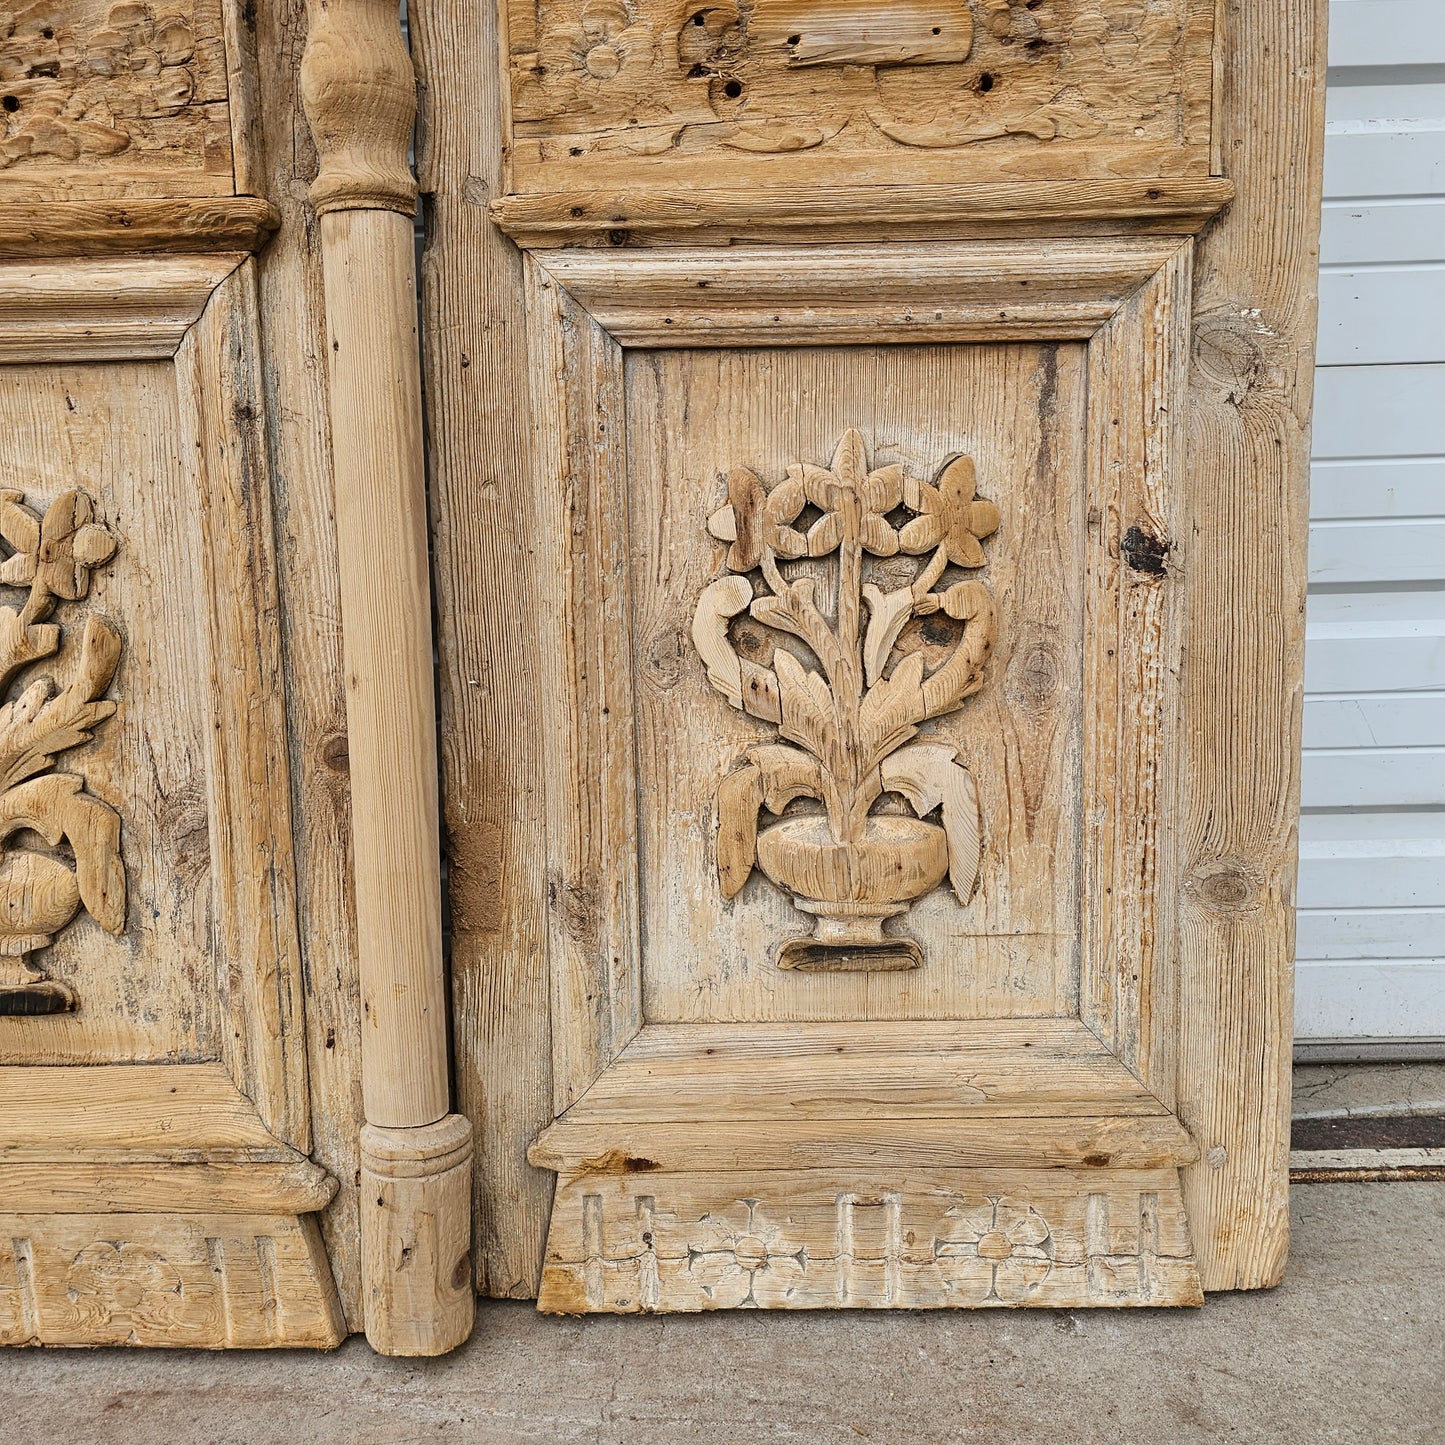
684;1201;805;1308
707;466;808;570
0;488;117;601
899;454;999;566
800;441;904;558
538;0;654;88
936;1196;1053;1302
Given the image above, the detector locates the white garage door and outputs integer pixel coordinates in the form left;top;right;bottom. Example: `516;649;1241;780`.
1299;0;1445;1051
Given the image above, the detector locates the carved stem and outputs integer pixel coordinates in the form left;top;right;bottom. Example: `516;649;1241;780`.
302;0;472;1357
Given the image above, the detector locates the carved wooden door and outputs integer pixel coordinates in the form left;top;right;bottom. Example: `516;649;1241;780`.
418;1;1325;1313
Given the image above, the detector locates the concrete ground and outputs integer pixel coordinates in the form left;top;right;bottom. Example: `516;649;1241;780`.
1;1179;1441;1445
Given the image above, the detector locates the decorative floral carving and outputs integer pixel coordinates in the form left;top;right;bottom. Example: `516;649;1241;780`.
935;1195;1054;1302
0;488;124;1017
684;1200;806;1307
692;429;998;970
535;0;657;115
0;0;195;169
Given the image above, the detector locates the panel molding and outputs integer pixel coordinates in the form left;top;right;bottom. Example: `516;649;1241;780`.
525;238;1200;1311
0;260;344;1348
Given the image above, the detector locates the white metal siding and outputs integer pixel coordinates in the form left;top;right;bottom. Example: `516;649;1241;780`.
1298;0;1445;1043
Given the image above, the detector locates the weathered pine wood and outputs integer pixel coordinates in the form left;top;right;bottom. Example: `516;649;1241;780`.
1173;0;1327;1289
410;0;558;1303
0;254;244;363
248;0;366;1329
0;0;236;201
301;0;474;1355
421;0;1320;1319
0;199;278;258
538;1168;1202;1313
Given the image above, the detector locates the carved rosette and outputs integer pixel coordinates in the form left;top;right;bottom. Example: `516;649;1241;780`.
0;486;124;1015
691;429;998;970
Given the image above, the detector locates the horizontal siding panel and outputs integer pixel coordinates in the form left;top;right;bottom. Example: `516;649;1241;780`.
1324;127;1445;199
1296;960;1445;1040
1299;841;1445;908
1321;200;1445;265
1301;747;1445;806
1317;265;1445;364
1312;364;1445;456
1300;807;1445;842
1297;907;1445;958
1308;588;1445;627
1303;621;1445;692
1328;1;1445;69
1309;517;1445;583
1309;458;1445;517
1305;694;1445;747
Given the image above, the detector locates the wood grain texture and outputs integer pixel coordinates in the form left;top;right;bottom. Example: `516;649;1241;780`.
538;1167;1201;1312
0;254;243;363
412;0;561;1301
175;262;311;1149
530;1113;1199;1175
626;339;1084;1023
0;1213;345;1347
246;0;366;1328
0;0;236;201
1173;0;1326;1290
0;198;277;258
495;177;1235;246
503;0;1218;207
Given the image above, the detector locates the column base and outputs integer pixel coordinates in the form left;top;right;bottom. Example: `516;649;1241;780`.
360;1114;474;1355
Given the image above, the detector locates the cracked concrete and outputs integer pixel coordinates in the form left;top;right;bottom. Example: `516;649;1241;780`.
1;1180;1441;1444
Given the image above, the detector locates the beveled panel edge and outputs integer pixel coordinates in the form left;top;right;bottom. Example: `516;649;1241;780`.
536;237;1190;347
494;178;1235;248
0;252;248;363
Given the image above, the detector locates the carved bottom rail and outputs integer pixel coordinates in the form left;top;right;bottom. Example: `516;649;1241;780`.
538;1167;1202;1313
0;1213;344;1348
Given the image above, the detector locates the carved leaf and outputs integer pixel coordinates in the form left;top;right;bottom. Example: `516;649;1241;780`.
860;582;915;686
749;744;825;814
0;773;125;933
920;582;996;719
717;762;764;898
771;647;837;767
0;615;121;791
857;650;926;772
692;575;754;708
879;743;981;903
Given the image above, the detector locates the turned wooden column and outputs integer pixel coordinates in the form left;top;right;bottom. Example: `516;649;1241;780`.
300;0;473;1356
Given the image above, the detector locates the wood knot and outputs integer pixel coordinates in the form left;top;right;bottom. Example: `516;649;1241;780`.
1121;525;1169;577
1187;858;1265;914
1006;639;1061;712
451;1252;472;1291
1193;314;1265;406
318;731;350;773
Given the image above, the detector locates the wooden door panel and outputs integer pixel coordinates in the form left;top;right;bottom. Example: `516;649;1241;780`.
419;0;1325;1313
628;339;1086;1024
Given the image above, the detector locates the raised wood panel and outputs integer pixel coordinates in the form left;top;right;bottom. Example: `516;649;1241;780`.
503;0;1219;205
0;0;236;201
628;339;1086;1024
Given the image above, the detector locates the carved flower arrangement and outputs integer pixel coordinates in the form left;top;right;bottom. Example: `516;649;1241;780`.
692;429;998;970
0;487;124;1015
937;1196;1054;1302
0;0;195;169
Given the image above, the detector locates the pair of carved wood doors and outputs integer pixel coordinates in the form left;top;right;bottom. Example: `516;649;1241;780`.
0;0;1322;1351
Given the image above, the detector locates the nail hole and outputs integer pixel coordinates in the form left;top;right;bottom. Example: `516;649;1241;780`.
978;73;994;91
692;10;705;23
787;32;800;44
570;206;585;217
1;95;17;112
932;25;941;34
41;26;54;38
723;78;743;98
